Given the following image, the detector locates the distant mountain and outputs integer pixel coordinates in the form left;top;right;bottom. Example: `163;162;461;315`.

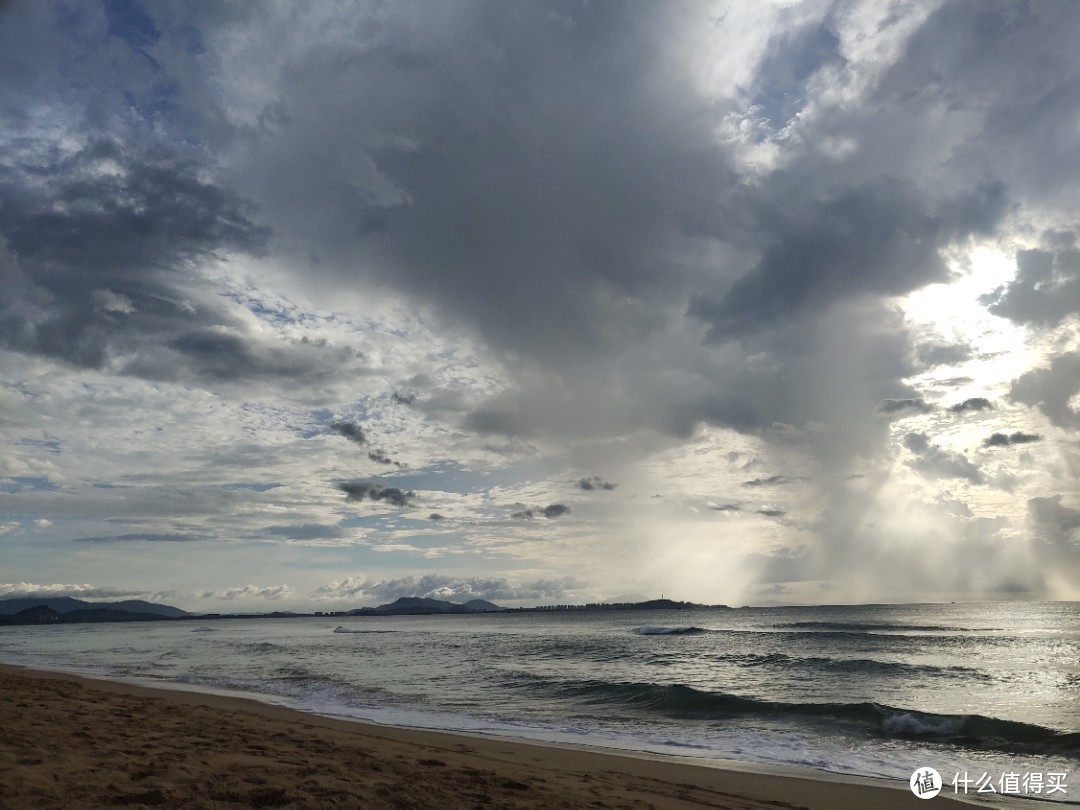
0;596;188;618
462;599;502;612
0;605;169;625
351;596;505;615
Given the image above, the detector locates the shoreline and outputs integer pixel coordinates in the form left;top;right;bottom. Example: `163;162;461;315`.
1;662;979;809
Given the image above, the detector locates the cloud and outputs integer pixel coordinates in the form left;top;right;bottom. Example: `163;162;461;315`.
336;481;416;508
691;181;1005;341
1009;352;1080;429
511;503;571;520
312;574;583;604
0;582;149;600
981;242;1080;328
904;431;985;483
367;449;395;465
710;503;742;512
203;584;294;601
877;398;933;416
915;341;973;368
983;432;1042;448
949;398;993;414
577;476;617;491
72;532;206;543
903;432;931;454
756;509;786;518
463;408;534;439
330;421;367;445
2;1;1079;607
908;447;984;484
0;137;276;380
1027;496;1080;546
263;524;347;541
743;475;799;488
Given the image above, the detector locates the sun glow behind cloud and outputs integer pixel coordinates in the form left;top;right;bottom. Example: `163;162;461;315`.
903;247;1039;397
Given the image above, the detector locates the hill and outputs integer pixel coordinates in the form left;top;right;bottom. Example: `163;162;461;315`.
0;597;188;618
348;597;506;616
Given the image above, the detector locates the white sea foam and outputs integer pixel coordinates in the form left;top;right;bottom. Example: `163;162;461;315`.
881;711;964;736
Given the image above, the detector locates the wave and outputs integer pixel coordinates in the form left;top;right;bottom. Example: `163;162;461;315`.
521;676;1080;755
728;652;992;681
332;626;394;634
634;625;708;636
773;621;1000;633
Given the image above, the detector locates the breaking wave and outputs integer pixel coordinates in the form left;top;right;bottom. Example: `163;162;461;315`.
633;625;709;636
333;626;394;634
512;675;1080;755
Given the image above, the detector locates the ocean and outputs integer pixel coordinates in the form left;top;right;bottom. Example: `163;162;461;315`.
2;601;1077;804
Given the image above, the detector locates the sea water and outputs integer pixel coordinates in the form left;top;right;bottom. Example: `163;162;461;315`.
2;601;1077;803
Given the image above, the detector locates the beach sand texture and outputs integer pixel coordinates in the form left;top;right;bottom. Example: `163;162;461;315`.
1;664;969;809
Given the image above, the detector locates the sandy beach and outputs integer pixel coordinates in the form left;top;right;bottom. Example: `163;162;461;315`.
0;664;975;809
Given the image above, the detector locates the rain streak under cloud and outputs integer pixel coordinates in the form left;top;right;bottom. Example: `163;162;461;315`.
1;0;1079;611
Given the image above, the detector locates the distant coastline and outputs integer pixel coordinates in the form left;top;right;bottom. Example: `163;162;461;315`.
0;595;726;626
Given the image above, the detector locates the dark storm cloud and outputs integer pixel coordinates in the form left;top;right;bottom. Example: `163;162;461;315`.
981;243;1080;328
877;2;1080;206
226;1;738;369
0;141;267;272
0;140;273;377
367;450;395;465
428;513;445;521
689;181;1006;340
710;504;742;512
1009;352;1080;429
877;398;933;416
903;432;931;454
336;481;415;507
330;421;367;445
511;509;534;520
983;432;1042;448
391;391;417;406
4;2;1051;451
1028;496;1080;546
949;398;993;414
577;476;616;491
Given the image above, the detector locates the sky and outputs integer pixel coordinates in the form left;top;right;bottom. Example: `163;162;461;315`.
1;0;1078;612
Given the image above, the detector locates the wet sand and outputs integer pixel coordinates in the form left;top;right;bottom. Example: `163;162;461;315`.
1;663;971;808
